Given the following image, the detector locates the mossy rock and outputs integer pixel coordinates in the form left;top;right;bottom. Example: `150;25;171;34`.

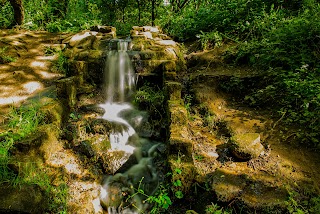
169;125;193;158
168;155;196;193
165;81;182;101
138;50;176;61
210;168;247;202
68;31;95;48
0;184;48;213
41;98;68;128
230;133;265;160
56;76;78;108
168;100;188;125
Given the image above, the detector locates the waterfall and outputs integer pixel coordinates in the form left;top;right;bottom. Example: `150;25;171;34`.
104;40;135;103
99;40;159;214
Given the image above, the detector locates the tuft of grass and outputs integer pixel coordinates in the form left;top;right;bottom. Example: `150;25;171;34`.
0;102;45;182
0;47;16;64
51;51;68;75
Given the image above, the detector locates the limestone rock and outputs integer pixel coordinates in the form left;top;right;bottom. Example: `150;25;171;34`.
230;133;264;160
140;31;153;39
169;100;187;125
75;140;96;158
69;31;96;48
156;40;177;47
132;26;144;31
158;34;172;40
131;35;147;41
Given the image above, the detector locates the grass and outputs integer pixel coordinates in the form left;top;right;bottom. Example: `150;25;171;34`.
0;102;68;213
0;47;16;64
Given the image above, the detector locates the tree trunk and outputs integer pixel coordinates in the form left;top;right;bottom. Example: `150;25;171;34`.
9;0;24;25
151;0;155;26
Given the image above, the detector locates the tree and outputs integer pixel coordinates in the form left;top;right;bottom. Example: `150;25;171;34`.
9;0;24;25
170;0;191;12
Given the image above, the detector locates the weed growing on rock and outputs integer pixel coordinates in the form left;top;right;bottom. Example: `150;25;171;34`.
127;177;172;214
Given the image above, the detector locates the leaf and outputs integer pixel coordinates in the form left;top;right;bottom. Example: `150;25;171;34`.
175;190;184;199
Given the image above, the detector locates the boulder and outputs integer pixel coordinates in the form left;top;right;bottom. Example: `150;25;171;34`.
140;32;153;40
69;31;96;48
210;168;247;202
156;40;177;47
230;133;264;160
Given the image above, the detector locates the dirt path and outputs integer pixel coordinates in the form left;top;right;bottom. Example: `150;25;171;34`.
0;30;68;121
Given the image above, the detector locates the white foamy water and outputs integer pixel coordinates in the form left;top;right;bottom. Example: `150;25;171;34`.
99;102;136;154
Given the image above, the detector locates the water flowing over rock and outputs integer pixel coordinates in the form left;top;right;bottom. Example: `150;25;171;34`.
97;39;163;213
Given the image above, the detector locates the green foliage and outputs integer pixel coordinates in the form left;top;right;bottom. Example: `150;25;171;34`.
127;177;172;213
134;85;165;121
285;189;320;214
0;47;16;63
0;1;13;28
205;203;230;214
51;51;68;74
146;185;172;213
198;31;223;50
0;103;45;180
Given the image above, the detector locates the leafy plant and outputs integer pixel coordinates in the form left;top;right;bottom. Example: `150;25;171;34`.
127;177;172;213
134;85;165;125
198;31;223;50
51;51;68;74
205;203;230;214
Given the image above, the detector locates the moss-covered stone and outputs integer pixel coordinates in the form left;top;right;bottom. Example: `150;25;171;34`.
69;61;88;84
169;125;193;158
210;168;247;202
0;184;48;213
162;60;176;72
139;50;176;60
230;133;264;160
68;31;95;48
168;154;196;193
56;76;78;108
165;81;182;101
40;99;68;128
168;100;188;125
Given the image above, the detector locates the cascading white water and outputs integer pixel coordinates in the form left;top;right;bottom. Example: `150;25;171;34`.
100;40;136;154
105;41;135;103
99;40;159;214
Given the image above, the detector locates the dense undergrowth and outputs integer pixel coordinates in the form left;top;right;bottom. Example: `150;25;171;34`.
161;0;320;147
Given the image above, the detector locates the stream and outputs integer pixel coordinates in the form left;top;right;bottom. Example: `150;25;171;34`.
98;40;161;213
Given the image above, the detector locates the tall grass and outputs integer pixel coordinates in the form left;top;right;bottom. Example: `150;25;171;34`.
0;102;44;182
